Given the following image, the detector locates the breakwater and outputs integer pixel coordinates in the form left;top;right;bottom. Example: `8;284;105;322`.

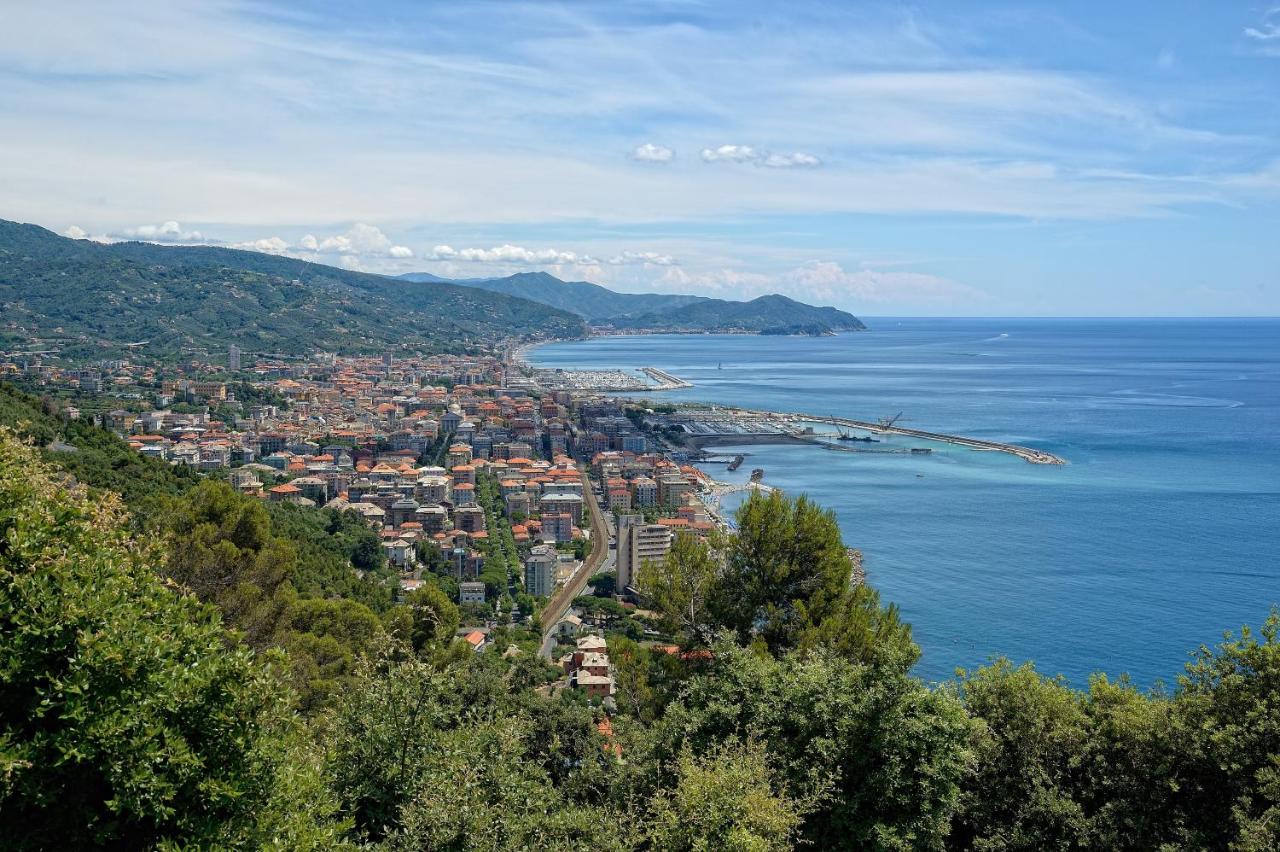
795;413;1065;464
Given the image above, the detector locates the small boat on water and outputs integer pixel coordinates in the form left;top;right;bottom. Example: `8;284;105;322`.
750;468;765;482
910;447;932;454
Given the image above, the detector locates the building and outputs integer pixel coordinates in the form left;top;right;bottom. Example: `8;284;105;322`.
658;474;693;508
458;581;486;605
228;343;241;372
539;492;583;525
616;515;672;593
524;544;557;598
630;476;658;507
564;634;614;699
541;512;574;544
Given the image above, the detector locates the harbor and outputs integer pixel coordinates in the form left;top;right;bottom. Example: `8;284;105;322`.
647;407;1066;465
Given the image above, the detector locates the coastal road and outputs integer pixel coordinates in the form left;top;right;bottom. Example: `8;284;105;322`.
538;470;612;659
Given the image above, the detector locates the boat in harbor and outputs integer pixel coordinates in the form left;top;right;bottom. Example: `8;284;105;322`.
836;422;879;443
750;468;764;481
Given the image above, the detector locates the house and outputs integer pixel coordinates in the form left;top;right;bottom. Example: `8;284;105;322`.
459;581;486;605
462;629;489;653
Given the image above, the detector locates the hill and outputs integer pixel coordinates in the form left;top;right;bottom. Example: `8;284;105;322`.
399;270;710;321
612;293;864;334
399;270;865;333
0;221;586;360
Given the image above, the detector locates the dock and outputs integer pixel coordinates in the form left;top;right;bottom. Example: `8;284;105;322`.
794;413;1065;464
655;407;1065;465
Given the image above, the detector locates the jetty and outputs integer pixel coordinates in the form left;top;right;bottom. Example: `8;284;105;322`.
659;407;1065;465
794;413;1065;464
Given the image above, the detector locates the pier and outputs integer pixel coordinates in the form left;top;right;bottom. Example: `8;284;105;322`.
656;407;1065;464
792;413;1065;464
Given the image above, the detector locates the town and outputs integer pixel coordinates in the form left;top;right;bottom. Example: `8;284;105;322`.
1;344;735;702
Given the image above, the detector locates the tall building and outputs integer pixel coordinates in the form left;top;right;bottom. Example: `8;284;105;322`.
616;515;672;593
524;544;557;598
228;344;240;372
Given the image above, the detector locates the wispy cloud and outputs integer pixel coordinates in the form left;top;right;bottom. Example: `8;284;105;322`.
118;220;206;243
631;143;674;163
1244;7;1280;41
426;244;676;267
701;145;760;163
701;145;822;168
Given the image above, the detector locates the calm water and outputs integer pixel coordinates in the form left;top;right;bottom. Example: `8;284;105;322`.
532;319;1280;686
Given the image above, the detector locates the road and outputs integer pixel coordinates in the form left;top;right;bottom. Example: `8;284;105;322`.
538;471;613;658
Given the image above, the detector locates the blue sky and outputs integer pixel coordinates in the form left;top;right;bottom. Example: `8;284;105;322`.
1;1;1277;315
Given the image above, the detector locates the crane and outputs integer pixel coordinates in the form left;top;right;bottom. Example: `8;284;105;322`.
878;411;905;430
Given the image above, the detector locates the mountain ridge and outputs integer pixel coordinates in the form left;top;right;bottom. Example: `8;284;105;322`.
0;220;586;359
398;270;866;333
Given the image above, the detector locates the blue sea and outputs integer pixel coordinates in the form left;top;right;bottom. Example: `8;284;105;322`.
532;319;1280;687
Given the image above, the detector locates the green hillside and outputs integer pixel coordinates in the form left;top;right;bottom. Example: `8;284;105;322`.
400;270;710;321
400;270;865;332
612;292;866;333
0;221;586;360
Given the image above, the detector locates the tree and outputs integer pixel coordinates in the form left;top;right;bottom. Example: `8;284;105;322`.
164;479;296;648
282;595;384;712
653;643;972;849
0;430;343;849
1169;612;1280;849
644;740;808;852
387;720;628;852
713;490;857;654
951;660;1092;849
797;581;918;671
639;531;722;647
391;582;461;654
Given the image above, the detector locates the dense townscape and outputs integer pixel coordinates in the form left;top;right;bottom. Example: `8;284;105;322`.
6;316;1280;850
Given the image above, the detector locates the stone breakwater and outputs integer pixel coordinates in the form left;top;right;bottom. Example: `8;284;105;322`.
798;413;1066;465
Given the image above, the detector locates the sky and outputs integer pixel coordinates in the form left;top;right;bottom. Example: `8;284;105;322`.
1;1;1278;316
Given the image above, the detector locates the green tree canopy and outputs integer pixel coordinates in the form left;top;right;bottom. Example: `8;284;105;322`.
0;429;342;849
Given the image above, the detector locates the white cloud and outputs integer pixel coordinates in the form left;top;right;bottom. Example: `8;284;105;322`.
784;261;986;306
701;144;759;163
425;244;678;268
607;250;676;266
232;236;290;254
657;260;984;307
224;225;412;263
119;220;205;243
429;243;591;265
631;143;674;163
1244;8;1280;41
63;225;88;239
762;152;822;168
701;145;822;168
312;222;409;257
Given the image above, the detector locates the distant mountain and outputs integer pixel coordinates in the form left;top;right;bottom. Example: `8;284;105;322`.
398;270;865;333
0;221;585;360
399;271;710;321
610;293;864;334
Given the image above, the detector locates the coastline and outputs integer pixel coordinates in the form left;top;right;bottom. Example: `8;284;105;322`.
520;336;1065;465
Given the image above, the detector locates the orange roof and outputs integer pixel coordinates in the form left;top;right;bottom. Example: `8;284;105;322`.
269;483;300;494
463;630;486;646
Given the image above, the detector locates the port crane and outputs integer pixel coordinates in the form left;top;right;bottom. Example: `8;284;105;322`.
877;411;906;430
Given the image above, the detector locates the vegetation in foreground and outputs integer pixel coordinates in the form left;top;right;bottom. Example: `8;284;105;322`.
2;411;1280;848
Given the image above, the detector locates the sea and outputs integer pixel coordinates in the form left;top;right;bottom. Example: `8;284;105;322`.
531;318;1280;687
